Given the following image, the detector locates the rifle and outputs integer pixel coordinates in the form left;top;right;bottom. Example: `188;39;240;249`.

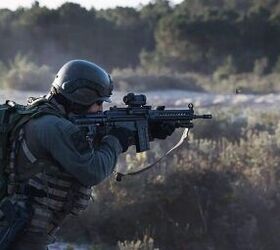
70;93;212;181
70;93;212;151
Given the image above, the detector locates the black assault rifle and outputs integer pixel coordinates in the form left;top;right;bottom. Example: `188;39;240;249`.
70;93;212;153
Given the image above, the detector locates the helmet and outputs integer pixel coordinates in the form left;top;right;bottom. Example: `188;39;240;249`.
51;60;113;105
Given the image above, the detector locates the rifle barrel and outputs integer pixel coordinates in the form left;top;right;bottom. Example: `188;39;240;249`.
193;114;212;119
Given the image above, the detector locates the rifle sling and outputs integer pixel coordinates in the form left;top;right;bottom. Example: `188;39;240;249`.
115;128;190;181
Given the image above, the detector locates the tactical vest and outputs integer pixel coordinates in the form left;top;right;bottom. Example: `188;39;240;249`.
7;98;92;234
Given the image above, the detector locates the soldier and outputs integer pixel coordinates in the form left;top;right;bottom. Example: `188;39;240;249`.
0;60;175;249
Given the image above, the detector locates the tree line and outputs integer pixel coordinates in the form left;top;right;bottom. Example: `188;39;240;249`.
0;0;280;74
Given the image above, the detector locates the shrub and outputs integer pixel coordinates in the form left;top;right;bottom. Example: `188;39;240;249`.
111;67;205;92
59;109;280;250
272;56;280;73
1;54;54;91
118;235;157;250
253;57;269;76
213;56;237;82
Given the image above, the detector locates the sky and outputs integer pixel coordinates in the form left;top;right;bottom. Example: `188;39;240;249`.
0;0;184;10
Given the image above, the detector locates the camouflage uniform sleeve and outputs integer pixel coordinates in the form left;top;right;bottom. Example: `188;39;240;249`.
27;115;123;186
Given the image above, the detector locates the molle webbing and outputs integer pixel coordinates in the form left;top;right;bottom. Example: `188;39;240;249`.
11;112;92;234
28;169;91;233
6;98;92;234
27;170;91;211
11;143;92;234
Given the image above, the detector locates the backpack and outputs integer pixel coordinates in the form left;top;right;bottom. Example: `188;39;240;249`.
0;97;62;200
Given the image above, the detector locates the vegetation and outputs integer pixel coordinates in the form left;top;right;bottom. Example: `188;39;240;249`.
0;0;280;93
0;1;279;249
0;54;53;90
112;67;280;93
57;109;280;249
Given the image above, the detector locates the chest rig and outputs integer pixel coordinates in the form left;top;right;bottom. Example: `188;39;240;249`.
7;97;92;234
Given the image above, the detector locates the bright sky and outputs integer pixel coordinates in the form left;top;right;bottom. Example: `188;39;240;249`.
0;0;184;10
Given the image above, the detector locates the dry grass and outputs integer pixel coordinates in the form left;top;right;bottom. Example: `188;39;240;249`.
59;108;280;250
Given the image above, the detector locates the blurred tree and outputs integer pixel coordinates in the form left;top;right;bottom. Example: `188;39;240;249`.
1;53;53;90
140;0;171;24
142;0;280;73
0;0;279;73
98;7;140;27
213;55;237;81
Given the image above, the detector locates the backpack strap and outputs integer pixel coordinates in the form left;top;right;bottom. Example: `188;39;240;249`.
10;99;66;143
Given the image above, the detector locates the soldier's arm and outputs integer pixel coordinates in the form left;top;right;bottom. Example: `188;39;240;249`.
25;115;123;186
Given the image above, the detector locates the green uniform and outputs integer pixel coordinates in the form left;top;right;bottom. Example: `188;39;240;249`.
2;99;122;249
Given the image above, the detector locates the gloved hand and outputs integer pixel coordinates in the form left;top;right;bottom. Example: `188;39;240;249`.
150;122;176;140
108;127;134;152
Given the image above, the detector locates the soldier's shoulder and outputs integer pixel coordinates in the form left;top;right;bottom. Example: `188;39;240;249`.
27;114;77;135
32;113;67;125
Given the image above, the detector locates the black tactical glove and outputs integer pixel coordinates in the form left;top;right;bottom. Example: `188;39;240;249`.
150;122;176;140
108;127;134;152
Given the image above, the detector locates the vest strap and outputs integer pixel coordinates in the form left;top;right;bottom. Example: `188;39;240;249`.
21;139;37;164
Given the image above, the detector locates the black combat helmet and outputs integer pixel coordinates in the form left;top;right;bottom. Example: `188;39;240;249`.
52;60;113;105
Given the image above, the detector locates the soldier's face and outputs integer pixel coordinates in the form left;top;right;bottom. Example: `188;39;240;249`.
87;102;103;113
